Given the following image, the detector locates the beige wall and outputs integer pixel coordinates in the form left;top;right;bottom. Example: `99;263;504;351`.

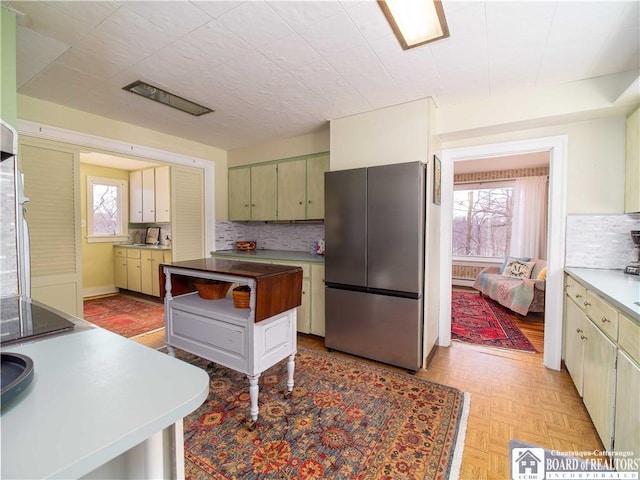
440;116;627;214
330;98;431;171
227;128;330;167
18;95;229;219
80;163;129;296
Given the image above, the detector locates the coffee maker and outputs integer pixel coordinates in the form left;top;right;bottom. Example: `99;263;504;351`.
624;230;640;275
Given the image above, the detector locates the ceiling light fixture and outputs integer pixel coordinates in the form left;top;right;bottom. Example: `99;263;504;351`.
378;0;449;50
123;80;213;116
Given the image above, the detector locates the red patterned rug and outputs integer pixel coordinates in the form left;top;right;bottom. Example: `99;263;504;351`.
83;295;165;338
177;346;469;480
451;290;537;352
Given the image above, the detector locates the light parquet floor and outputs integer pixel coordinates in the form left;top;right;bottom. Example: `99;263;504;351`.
132;312;603;480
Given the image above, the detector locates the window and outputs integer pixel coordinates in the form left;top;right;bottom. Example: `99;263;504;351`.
452;182;513;258
87;176;128;243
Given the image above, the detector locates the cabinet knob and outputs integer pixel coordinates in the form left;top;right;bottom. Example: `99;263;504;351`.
583;301;591;307
252;204;256;207
576;328;583;334
299;201;303;205
308;200;312;204
575;293;582;298
601;317;610;323
580;335;587;340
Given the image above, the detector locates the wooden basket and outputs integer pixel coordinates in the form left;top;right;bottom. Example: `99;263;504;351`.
235;241;256;251
232;285;251;309
194;279;231;300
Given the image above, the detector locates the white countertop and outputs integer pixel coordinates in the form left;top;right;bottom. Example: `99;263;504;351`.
565;268;640;323
115;243;172;251
1;326;209;479
211;248;324;264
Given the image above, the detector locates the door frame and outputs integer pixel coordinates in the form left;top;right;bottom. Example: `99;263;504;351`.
440;135;568;370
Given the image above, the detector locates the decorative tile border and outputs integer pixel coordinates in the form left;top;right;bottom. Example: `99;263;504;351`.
454;166;549;184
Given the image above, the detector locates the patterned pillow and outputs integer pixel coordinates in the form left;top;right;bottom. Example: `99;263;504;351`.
502;258;536;279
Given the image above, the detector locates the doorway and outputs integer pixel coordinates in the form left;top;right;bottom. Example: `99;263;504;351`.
450;152;550;353
440;136;568;370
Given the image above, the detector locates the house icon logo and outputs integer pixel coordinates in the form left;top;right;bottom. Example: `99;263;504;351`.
511;447;545;480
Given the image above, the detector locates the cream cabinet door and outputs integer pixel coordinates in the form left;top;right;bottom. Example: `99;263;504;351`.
297;278;311;334
19;140;83;317
306;154;329;219
127;258;142;292
141;249;164;296
311;264;325;337
277;159;306;220
114;248;128;289
228;167;251;220
154;166;171;223
614;350;640;462
564;297;586;396
582;319;616;449
142;168;156;222
130;170;143;223
251;164;277;220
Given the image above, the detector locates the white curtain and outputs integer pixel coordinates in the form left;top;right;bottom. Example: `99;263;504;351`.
509;176;548;259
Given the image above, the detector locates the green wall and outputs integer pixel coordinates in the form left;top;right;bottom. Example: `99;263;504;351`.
0;7;17;127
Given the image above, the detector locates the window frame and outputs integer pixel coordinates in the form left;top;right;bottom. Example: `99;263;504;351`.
452;180;514;260
86;176;129;243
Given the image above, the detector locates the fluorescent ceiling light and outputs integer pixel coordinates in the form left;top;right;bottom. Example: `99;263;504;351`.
379;0;449;50
123;80;213;116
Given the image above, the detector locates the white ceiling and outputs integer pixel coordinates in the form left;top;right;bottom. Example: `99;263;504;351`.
454;151;549;174
6;0;640;151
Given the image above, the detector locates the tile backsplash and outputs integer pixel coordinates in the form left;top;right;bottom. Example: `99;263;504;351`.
215;221;325;253
565;214;640;269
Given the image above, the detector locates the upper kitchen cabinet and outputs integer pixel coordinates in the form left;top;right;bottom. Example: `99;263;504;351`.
228;152;329;221
251;164;277;221
625;107;640;213
130;166;171;223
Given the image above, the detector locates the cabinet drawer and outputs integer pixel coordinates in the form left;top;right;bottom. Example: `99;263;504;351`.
126;248;141;259
565;275;587;309
585;291;618;341
114;247;127;258
618;313;640;364
169;308;247;372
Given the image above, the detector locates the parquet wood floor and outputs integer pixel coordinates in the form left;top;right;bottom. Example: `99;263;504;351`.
132;312;602;480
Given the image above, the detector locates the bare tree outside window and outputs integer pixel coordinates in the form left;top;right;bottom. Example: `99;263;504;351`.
93;184;120;235
452;187;513;257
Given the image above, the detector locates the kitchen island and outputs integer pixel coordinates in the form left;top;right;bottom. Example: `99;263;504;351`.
162;258;303;428
1;318;209;479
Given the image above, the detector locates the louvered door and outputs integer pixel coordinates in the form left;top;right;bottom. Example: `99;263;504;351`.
19;139;83;316
171;166;204;261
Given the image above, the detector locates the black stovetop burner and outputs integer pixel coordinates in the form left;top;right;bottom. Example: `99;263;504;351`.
0;296;75;345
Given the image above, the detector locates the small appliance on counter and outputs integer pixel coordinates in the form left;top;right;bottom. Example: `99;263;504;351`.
624;230;640;275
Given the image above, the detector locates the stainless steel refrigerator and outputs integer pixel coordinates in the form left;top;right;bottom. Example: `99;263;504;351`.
324;161;426;372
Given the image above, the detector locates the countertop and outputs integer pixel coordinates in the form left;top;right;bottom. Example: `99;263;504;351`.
1;320;209;479
565;268;640;323
115;243;172;250
163;257;304;279
211;249;324;264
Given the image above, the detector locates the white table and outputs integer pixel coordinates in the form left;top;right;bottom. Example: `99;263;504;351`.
162;259;302;429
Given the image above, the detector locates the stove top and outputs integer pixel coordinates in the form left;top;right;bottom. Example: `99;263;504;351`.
0;296;75;345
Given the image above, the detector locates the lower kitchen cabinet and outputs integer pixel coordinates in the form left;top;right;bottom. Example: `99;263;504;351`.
614;350;640;457
114;248;128;289
581;318;616;448
563;273;638;451
114;247;172;297
210;253;325;336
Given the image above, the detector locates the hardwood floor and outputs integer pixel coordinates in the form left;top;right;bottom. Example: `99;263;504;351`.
132;319;603;480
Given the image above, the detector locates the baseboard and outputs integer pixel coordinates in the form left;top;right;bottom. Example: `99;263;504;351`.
452;278;474;287
83;286;118;299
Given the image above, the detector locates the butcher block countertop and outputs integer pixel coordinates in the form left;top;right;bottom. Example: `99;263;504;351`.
161;258;303;322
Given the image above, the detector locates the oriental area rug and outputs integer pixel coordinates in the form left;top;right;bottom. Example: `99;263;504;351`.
176;346;470;480
451;290;537;352
83;294;165;338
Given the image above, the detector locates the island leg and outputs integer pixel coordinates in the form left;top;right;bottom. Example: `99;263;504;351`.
163;269;176;358
285;353;295;398
247;373;261;430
